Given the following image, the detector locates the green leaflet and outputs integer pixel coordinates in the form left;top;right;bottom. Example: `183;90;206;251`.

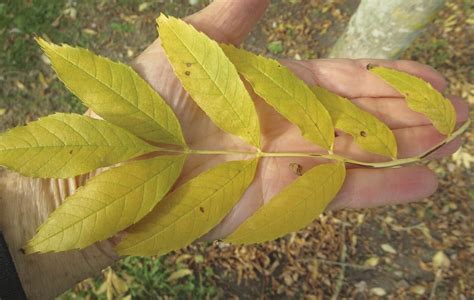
116;159;258;256
37;38;185;146
25;155;186;253
225;162;345;245
0;113;155;178
312;86;397;159
157;15;261;148
370;66;456;135
221;44;334;150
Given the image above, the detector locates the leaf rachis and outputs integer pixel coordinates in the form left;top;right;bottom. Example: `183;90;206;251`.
0;14;466;256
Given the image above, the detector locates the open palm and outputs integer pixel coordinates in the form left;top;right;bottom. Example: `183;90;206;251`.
127;0;468;239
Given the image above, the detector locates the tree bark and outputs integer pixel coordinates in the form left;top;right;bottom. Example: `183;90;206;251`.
329;0;444;59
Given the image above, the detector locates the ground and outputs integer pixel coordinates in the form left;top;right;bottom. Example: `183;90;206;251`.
0;0;472;299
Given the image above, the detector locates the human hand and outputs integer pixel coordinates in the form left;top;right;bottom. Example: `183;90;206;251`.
0;1;468;298
131;0;468;239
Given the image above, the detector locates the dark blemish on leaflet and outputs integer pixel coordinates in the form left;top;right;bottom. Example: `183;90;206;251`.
186;63;192;67
360;131;367;137
185;71;191;76
289;163;303;176
69;150;73;154
366;63;377;70
199;207;205;213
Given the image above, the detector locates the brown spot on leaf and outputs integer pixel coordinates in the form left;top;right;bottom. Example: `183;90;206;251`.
185;71;191;76
199;207;205;213
69;150;73;154
366;63;377;70
360;130;367;137
289;163;303;176
186;63;192;67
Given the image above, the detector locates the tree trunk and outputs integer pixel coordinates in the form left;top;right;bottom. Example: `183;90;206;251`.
329;0;444;59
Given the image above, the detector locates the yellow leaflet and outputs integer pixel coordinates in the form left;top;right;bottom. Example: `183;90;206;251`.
157;15;261;148
0;113;155;178
312;86;397;159
25;155;186;253
226;162;345;245
370;66;456;135
221;44;334;150
37;38;185;146
116;159;258;256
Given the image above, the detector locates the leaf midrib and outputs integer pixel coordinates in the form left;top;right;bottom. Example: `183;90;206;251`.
323;101;395;157
28;158;182;248
373;70;452;130
0;144;144;151
243;59;331;149
228;164;341;243
121;160;255;252
165;23;259;147
47;45;180;144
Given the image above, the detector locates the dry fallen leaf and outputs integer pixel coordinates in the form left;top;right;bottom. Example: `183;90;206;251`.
433;251;450;270
410;285;426;295
452;148;473;169
364;256;380;267
381;244;397;254
370;287;387;296
166;269;193;282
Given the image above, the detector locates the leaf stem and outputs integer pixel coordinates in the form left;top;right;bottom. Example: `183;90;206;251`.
152;119;470;169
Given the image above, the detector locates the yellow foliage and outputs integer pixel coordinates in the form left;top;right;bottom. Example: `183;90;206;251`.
116;159;258;256
25;155;186;253
0;113;155;178
226;162;345;245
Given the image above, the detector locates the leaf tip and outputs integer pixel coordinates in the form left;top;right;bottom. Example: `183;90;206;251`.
35;36;53;52
156;13;165;21
23;239;40;255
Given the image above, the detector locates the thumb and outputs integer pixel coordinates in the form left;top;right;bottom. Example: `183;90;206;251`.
185;0;270;45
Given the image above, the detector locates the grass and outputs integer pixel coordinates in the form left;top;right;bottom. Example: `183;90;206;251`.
0;0;205;130
58;255;221;299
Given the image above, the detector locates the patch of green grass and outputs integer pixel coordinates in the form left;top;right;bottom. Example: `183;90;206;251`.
267;40;284;54
111;21;135;33
405;37;450;69
0;0;92;128
0;0;66;71
61;255;222;299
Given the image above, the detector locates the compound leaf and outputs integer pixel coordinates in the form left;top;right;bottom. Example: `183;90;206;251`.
221;44;334;150
226;162;345;245
25;155;186;253
116;158;258;256
312;86;397;159
370;66;456;136
0;113;155;178
37;38;185;146
157;15;261;148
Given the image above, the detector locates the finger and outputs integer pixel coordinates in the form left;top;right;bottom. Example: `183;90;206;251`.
327;165;438;210
334;124;462;162
185;0;270;44
350;95;469;129
283;59;447;98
